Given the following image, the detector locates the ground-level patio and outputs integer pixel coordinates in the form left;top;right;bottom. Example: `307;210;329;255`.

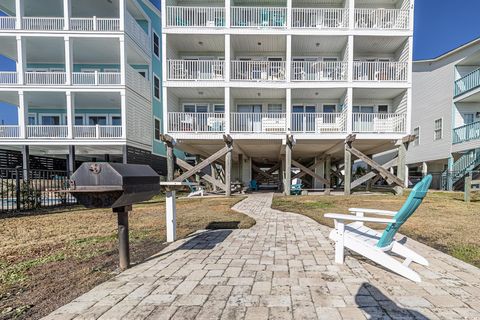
45;193;480;320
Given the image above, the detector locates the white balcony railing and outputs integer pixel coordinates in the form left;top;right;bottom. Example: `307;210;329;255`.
354;9;410;30
291;112;346;133
0;126;20;138
22;17;64;30
25;72;67;85
231;113;286;133
70;17;120;31
292;8;348;28
0;72;18;84
126;65;151;98
72;72;121;85
352;113;407;133
166;6;225;27
168;112;225;133
353;62;408;81
231;61;286;81
125;11;151;54
292;61;347;81
27;125;68;138
74;125;122;139
231;7;287;27
167;60;224;80
0;16;16;29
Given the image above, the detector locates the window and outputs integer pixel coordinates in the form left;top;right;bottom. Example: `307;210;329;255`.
413;127;420;146
378;105;388;113
267;104;283;113
323;105;336;113
434;118;443;140
41;115;60;125
154;118;161;140
154;75;160;100
74;116;84;125
353;106;374;113
28;114;36;125
88;116;107;125
111;116;121;126
183;104;208;113
463;113;475;125
214;104;225;113
153;33;160;58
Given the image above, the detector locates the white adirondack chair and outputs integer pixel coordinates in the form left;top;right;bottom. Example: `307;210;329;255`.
325;175;432;282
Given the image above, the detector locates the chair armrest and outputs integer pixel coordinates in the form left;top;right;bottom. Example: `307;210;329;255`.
349;208;397;216
324;213;395;224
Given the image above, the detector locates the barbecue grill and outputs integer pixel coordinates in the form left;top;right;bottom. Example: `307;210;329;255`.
68;162;161;269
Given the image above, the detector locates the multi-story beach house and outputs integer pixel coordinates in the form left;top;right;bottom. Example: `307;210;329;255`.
161;0;414;191
408;38;480;190
0;0;166;173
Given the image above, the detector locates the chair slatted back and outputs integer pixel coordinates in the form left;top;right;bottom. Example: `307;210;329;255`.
376;175;432;248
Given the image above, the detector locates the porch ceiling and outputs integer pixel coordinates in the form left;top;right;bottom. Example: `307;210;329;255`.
72;38;120;64
72;0;119;18
232;35;286;54
74;92;121;109
0;91;19;106
0;0;15;15
353;88;405;100
24;0;63;17
231;88;286;99
354;36;407;55
292;88;346;100
25;38;65;63
0;37;17;61
292;0;344;7
169;87;224;99
456;89;480;103
25;92;66;108
292;36;347;55
168;34;224;54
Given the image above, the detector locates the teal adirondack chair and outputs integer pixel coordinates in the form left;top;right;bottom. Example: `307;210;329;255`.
291;183;302;195
249;179;259;191
325;175;432;282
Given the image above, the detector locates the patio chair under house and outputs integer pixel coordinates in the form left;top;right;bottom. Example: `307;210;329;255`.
325;174;432;282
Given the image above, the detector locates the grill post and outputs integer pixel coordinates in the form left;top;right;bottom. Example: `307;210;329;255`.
114;205;131;270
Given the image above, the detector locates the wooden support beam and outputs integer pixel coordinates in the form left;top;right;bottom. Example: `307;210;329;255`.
225;145;232;197
176;158;227;191
174;146;232;182
161;135;176;182
252;163;277;181
351;158;398;189
292;159;329;185
346;145;404;187
344;143;352;195
284;138;293;195
292;160;317;180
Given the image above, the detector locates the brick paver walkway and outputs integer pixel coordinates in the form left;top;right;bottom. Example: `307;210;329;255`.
45;193;480;319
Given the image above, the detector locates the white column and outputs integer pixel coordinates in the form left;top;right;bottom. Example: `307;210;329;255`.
119;36;126;85
348;0;355;29
165;191;177;242
346;87;353;134
347;35;354;83
162;87;168;133
16;36;25;85
286;0;292;28
407;36;413;84
18;91;27;139
286;34;291;82
63;0;70;30
64;36;72;85
119;0;125;31
406;87;412;133
286;88;292;132
409;0;415;31
66;91;74;139
15;0;24;30
225;87;231;134
161;0;167;29
225;0;231;27
225;34;231;82
120;90;127;139
162;34;168;81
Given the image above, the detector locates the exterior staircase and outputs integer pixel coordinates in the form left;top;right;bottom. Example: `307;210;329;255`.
442;149;480;190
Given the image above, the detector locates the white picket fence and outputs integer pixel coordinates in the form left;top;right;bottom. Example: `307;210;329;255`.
25;72;67;85
292;61;347;81
27;125;69;138
72;72;121;85
166;6;225;27
231;113;287;133
291;8;348;28
231;61;286;81
168;112;225;132
0;16;16;29
70;17;120;31
353;61;408;81
0;72;18;84
167;60;225;80
231;7;287;27
0;126;20;138
354;9;410;29
352;113;406;133
22;17;64;30
291;113;346;133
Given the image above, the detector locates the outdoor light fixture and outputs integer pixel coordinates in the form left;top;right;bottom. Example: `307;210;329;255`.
198;91;204;95
257;42;262;46
257;92;261;97
315;92;319;96
316;43;320;47
198;41;203;46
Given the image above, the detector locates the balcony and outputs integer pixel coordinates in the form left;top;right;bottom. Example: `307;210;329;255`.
291;112;346;133
22;17;65;30
168;112;225;132
72;72;121;86
354;9;409;30
70;17;120;31
27;125;68;138
453;121;480;144
166;6;225;27
125;11;151;55
25;72;67;85
292;61;347;81
231;113;287;133
0;126;20;138
167;60;225;80
353;61;408;82
231;61;286;81
352;113;406;133
291;8;349;29
231;7;287;28
0;72;18;84
454;68;480;97
0;16;16;29
73;125;123;139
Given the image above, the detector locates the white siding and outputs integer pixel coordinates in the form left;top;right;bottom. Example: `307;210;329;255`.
126;89;153;148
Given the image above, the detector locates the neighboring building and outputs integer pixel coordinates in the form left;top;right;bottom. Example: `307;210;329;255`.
408;38;480;189
0;0;167;174
161;0;415;190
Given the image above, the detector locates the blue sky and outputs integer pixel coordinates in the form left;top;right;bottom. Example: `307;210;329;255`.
0;1;479;124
